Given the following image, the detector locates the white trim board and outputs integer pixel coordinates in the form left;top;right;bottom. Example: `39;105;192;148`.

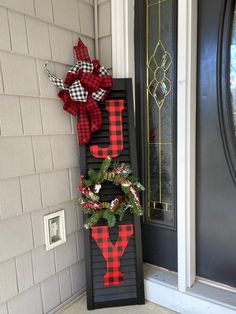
144;264;236;313
111;0;136;109
145;279;236;314
111;0;135;79
177;0;197;291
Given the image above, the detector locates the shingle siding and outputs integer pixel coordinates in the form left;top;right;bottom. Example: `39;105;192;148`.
0;0;93;312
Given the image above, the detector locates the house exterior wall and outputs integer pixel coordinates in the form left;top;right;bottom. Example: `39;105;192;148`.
0;0;95;313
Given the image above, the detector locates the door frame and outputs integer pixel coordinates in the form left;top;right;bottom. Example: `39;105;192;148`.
110;0;236;311
111;0;197;291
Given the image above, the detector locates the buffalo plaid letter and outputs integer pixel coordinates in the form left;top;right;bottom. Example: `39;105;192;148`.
91;224;134;286
90;99;124;158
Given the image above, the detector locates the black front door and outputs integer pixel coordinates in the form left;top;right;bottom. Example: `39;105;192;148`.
135;0;178;271
197;0;236;287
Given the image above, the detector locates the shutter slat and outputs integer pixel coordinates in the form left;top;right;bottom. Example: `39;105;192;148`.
94;292;138;303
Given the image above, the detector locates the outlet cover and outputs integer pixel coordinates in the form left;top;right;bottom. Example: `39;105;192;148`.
44;210;66;250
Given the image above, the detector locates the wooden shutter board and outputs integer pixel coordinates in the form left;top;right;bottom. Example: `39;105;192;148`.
80;79;145;310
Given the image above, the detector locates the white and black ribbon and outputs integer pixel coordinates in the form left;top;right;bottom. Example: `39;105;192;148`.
69;80;88;102
92;88;106;101
44;63;67;90
44;62;109;102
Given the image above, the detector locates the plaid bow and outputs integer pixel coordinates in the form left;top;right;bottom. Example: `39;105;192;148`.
44;38;112;145
92;224;134;286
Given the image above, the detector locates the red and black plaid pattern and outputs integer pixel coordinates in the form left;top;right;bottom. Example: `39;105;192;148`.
80;72;102;93
90;99;124;158
92;224;134;286
58;90;80;116
74;38;91;62
86;96;102;132
92;59;101;75
101;75;113;89
58;92;102;144
64;70;83;86
77;105;91;144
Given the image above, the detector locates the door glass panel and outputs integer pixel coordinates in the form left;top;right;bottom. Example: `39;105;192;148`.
230;3;236;136
146;0;176;226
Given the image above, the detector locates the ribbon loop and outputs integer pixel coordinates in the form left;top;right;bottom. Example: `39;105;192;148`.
69;80;88;102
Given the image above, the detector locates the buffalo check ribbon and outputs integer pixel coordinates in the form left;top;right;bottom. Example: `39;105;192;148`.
44;38;112;145
92;224;134;286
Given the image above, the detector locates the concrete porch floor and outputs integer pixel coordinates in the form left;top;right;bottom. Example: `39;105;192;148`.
56;296;178;314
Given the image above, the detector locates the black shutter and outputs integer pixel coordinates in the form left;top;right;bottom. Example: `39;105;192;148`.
80;78;145;310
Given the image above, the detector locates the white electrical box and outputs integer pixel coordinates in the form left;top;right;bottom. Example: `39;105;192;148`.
44;210;66;250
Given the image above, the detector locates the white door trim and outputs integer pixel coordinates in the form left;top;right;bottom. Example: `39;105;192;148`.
177;0;197;290
111;0;197;290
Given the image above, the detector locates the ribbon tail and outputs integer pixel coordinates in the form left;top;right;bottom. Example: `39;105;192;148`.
78;106;91;145
86;96;102;133
44;62;68;90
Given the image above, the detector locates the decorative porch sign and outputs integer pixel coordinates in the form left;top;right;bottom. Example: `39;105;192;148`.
44;38;144;309
79;79;145;310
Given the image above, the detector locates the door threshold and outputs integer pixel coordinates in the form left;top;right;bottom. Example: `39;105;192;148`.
144;263;178;288
144;263;236;313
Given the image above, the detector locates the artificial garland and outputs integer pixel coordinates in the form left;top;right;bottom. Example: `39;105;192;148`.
78;157;145;229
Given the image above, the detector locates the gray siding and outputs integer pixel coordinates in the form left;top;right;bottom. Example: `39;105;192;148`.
0;0;95;312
